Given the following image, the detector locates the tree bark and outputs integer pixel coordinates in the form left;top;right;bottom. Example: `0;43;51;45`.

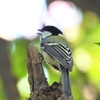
27;44;74;100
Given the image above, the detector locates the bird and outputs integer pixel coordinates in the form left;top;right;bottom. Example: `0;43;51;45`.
37;25;73;96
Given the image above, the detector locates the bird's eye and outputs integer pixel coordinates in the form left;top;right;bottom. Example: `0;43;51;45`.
37;32;42;35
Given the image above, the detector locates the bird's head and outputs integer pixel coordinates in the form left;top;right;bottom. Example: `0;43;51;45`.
37;25;63;38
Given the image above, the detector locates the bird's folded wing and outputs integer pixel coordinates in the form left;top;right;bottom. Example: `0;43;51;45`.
43;43;73;71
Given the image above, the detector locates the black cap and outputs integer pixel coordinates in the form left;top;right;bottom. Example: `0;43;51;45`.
38;25;63;36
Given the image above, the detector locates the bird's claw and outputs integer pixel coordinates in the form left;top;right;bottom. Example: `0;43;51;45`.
39;52;44;63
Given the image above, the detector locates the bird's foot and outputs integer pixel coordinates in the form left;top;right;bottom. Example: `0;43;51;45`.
39;52;44;63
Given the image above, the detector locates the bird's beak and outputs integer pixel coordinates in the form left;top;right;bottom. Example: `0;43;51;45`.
37;32;42;35
38;29;42;31
37;29;42;35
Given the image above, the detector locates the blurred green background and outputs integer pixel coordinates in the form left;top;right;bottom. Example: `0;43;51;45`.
0;0;100;100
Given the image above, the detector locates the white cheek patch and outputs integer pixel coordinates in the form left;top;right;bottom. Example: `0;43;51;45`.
42;31;52;38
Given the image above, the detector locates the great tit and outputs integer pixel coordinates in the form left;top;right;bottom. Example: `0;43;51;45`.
37;25;73;96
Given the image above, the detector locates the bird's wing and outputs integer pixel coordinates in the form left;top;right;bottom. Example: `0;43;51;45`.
42;42;73;71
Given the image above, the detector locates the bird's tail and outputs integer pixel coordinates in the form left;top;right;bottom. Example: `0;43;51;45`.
60;64;71;96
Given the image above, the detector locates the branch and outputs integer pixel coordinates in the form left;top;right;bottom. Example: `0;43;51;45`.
0;38;20;100
27;44;74;100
